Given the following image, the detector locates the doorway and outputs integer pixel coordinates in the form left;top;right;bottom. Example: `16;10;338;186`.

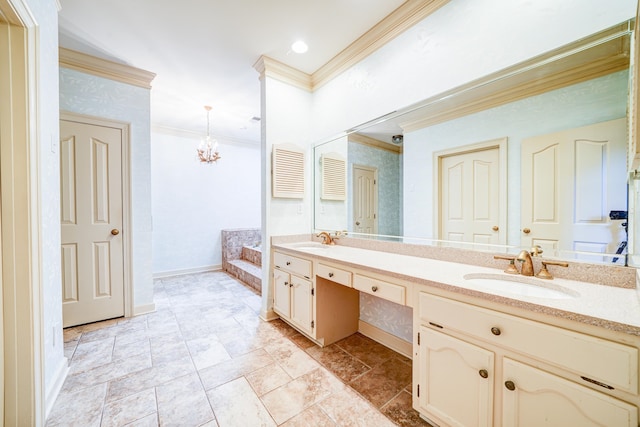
60;112;133;327
435;138;507;245
352;164;379;234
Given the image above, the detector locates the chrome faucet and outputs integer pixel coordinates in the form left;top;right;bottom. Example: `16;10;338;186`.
316;231;334;245
516;249;534;276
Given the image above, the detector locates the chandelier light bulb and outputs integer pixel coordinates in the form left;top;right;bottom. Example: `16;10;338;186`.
197;105;221;164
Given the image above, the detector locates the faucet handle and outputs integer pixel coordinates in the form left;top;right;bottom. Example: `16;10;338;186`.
494;255;519;274
530;245;543;256
536;260;569;280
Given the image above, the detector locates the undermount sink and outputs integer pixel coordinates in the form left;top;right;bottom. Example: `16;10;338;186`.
289;242;330;250
463;273;579;300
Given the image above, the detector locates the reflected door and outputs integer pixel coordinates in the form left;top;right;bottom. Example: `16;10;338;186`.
60;119;125;327
353;165;378;233
439;147;501;244
521;118;627;260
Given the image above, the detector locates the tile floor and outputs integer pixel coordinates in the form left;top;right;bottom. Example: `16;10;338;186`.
49;271;433;426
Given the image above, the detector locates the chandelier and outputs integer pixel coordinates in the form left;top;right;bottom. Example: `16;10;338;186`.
197;105;221;163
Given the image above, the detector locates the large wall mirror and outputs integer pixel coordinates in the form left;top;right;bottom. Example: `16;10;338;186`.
314;21;633;266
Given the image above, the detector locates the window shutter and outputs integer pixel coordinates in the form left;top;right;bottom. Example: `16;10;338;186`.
321;152;346;200
272;144;305;199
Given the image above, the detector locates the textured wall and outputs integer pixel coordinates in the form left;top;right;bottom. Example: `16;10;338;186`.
348;142;401;236
59;67;154;308
150;130;261;275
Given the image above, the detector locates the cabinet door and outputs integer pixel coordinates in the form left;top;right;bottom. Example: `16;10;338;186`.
418;326;494;427
290;276;313;335
502;358;638;427
273;269;291;318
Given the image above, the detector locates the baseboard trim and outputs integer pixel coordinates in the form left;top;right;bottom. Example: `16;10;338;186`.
45;357;69;418
153;264;222;279
358;320;413;359
133;303;156;316
260;309;280;322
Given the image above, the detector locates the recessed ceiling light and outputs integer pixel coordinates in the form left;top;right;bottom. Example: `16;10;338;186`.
291;40;308;54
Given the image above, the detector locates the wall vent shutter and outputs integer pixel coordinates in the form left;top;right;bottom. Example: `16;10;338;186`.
272;144;305;199
321;152;346;200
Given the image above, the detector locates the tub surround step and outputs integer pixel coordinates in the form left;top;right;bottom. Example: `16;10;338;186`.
242;245;262;267
226;259;262;294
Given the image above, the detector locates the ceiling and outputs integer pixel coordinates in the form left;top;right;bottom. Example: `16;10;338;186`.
58;0;407;144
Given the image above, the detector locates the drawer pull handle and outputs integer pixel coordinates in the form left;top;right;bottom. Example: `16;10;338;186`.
580;376;614;390
328;272;334;278
371;285;378;292
479;369;488;379
491;327;501;336
504;381;516;391
286;261;291;266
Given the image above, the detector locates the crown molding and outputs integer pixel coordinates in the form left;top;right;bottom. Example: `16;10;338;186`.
349;133;402;154
401;23;631;132
59;47;156;89
253;55;312;91
254;0;449;93
311;0;449;90
151;124;260;148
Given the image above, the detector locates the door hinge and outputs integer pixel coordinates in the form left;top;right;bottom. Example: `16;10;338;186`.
311;288;315;296
374;213;377;219
311;320;315;328
418;332;420;345
417;384;420;397
374;179;377;185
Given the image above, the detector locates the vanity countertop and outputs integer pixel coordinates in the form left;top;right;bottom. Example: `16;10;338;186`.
273;241;640;337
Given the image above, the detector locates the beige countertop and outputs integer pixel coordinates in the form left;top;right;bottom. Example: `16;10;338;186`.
273;241;640;337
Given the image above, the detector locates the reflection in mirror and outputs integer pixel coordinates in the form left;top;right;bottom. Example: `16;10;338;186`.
313;22;632;266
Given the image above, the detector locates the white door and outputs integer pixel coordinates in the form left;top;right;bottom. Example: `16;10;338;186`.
352;165;378;234
440;147;501;244
60;119;125;327
521;119;627;260
502;358;637;427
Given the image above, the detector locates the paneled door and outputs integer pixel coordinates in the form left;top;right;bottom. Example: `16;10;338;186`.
521;118;627;259
352;165;378;234
439;147;501;244
60;118;125;327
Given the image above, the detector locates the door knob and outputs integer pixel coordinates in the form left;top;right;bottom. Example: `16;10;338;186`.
492;225;499;231
111;229;120;236
522;228;531;234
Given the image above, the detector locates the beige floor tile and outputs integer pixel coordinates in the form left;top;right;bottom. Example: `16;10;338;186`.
70;337;116;374
156;373;215;426
122;413;159;427
186;335;231;370
264;338;321;379
245;362;292;396
260;368;341;424
198;348;274;390
63;351;152;393
101;388;157;427
280;405;337;427
318;386;396;427
46;383;107;427
207;377;276;427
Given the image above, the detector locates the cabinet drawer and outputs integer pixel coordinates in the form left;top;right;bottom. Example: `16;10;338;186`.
419;292;638;394
273;251;312;278
354;274;405;305
317;263;352;287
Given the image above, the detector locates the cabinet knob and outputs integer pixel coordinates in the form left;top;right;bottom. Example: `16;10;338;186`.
491;327;501;336
284;282;288;286
371;286;378;292
286;261;291;265
328;272;334;278
505;380;516;391
479;369;488;379
289;283;293;287
522;228;531;234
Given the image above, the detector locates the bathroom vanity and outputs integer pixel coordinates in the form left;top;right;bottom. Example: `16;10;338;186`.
270;237;640;426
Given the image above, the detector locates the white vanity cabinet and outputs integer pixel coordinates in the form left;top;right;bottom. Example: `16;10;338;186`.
273;251;314;336
415;292;639;427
